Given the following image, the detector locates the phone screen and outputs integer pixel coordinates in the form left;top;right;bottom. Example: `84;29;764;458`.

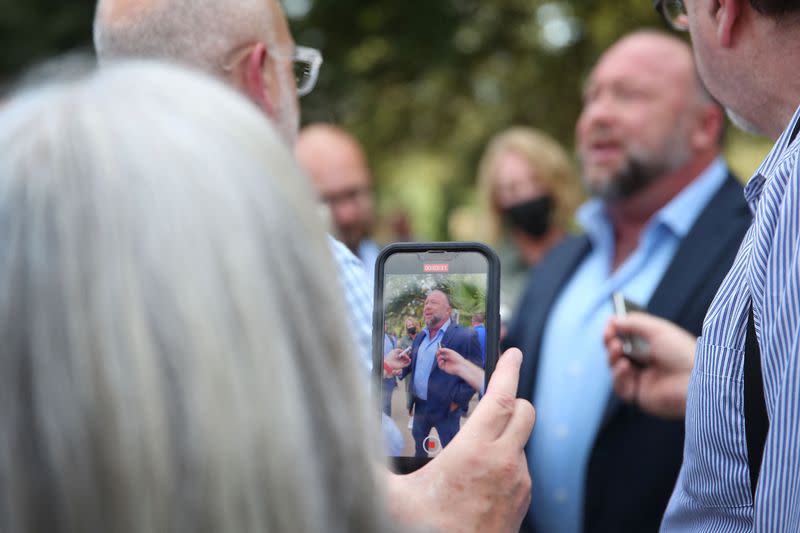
374;244;499;472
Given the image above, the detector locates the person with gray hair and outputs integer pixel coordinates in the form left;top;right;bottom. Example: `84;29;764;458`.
94;0;375;380
92;1;536;530
94;0;300;145
0;60;389;533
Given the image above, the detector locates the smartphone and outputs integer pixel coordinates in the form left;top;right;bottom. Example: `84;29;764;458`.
611;292;650;366
373;242;500;473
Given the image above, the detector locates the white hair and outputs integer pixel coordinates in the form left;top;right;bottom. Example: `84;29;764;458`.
0;61;390;533
93;0;272;75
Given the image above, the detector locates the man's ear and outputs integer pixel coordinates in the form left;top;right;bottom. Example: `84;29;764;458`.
242;42;275;114
715;0;743;48
691;104;725;151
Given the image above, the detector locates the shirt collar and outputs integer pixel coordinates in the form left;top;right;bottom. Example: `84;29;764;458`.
653;157;728;238
746;102;800;210
575;197;608;247
576;157;728;243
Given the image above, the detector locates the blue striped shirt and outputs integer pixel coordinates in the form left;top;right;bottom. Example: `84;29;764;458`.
662;105;800;531
328;236;374;372
328;237;406;455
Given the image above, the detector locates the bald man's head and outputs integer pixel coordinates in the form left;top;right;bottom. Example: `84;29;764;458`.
607;31;708;101
576;30;724;202
296;125;375;252
423;290;452;330
95;0;267;73
94;0;300;144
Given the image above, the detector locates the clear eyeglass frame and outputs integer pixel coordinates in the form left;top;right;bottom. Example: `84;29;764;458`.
653;0;689;32
223;44;323;98
292;46;323;97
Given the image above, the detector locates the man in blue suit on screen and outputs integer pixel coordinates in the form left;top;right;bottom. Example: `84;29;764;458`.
402;289;482;457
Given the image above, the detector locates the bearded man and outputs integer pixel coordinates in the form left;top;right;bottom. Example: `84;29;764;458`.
503;30;752;533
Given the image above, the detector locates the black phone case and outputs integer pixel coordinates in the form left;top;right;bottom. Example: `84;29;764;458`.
372;242;501;474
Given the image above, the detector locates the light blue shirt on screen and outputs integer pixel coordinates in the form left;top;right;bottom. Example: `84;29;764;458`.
528;158;728;533
383;333;396;356
474;323;486;364
413;318;451;401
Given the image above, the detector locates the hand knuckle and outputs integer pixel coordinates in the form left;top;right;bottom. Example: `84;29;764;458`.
493;456;521;481
492;392;516;414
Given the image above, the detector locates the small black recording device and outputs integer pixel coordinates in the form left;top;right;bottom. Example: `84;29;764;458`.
611;292;650;366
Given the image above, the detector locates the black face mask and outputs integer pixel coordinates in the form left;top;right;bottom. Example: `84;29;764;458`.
407;327;417;335
503;196;554;238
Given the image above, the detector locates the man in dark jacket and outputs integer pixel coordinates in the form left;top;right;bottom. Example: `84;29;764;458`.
402;289;482;457
504;30;752;533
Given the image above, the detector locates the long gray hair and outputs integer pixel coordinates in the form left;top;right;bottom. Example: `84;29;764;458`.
0;61;387;533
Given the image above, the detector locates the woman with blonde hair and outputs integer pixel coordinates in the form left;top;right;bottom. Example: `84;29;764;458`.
0;61;391;533
476;127;582;319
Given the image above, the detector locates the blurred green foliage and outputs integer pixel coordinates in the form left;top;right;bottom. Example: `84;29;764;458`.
0;0;772;240
293;0;658;239
291;0;770;240
384;274;486;334
0;0;94;81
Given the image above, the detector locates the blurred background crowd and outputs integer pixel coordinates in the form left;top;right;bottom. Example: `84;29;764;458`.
1;0;771;247
0;1;788;532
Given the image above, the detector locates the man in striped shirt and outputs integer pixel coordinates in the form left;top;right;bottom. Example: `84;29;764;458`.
611;1;800;530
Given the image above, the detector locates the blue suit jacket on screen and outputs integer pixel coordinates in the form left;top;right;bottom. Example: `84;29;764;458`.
404;323;482;418
504;174;752;533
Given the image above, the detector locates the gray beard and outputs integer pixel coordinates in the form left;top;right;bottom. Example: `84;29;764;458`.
587;156;667;202
426;316;445;329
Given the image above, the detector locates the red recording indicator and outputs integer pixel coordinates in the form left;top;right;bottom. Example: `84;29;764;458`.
424;263;449;273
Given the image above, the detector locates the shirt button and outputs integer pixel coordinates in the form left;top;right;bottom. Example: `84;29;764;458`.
553;489;568;503
554;424;570;439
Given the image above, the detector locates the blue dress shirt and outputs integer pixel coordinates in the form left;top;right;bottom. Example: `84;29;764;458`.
529;159;728;533
413;319;451;401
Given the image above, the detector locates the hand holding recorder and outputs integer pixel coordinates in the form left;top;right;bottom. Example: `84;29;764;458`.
437;347;485;394
384;347;412;377
603;311;697;419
